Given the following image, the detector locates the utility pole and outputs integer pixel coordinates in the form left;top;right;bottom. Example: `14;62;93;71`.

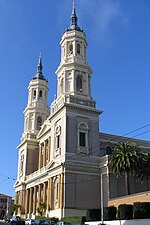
101;174;104;224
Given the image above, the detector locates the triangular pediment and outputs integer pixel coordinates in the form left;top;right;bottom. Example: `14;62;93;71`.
46;160;60;170
37;121;51;138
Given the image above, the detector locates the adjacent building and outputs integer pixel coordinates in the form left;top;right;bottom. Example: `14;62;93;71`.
0;194;13;218
14;3;150;219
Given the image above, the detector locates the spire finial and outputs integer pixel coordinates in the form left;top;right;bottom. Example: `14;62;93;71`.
72;0;75;13
67;0;82;32
70;0;77;27
37;52;43;73
33;53;46;81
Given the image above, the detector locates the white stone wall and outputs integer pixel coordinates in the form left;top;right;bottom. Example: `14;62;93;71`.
85;219;150;225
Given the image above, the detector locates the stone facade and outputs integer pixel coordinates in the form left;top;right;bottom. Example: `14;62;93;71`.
14;4;150;219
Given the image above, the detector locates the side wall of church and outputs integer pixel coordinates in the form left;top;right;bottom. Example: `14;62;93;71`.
109;173;150;199
65;173;100;209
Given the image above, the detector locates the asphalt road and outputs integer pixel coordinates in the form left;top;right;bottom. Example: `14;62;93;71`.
0;222;6;225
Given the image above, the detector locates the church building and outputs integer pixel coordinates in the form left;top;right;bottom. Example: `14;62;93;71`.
14;3;150;219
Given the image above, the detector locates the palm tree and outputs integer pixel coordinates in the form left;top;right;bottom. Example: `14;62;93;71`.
108;142;143;195
136;151;150;182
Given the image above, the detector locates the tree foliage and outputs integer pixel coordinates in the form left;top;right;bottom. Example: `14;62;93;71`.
108;142;145;195
37;202;46;217
136;151;150;182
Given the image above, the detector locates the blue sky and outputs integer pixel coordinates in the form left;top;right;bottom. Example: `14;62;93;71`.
0;0;150;198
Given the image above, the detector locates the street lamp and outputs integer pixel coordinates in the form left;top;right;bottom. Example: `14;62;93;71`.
100;162;108;225
101;174;104;224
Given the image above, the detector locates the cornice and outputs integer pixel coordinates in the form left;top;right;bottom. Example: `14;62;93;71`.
65;160;100;170
17;137;38;149
56;61;92;75
65;102;102;115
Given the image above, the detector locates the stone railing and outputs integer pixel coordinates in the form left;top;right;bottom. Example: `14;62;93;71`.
26;167;47;181
50;94;96;115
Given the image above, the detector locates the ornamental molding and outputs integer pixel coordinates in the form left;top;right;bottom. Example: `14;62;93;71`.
37;121;51;139
65;161;100;170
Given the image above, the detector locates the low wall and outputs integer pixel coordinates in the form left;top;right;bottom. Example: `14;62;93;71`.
108;191;150;208
85;219;150;225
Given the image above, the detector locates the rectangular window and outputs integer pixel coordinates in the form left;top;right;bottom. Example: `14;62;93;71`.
79;132;86;147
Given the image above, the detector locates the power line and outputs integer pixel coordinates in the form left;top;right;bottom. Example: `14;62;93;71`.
132;129;150;138
122;123;150;137
66;123;150;162
1;124;150;182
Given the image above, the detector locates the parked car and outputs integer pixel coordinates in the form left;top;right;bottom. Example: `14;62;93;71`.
25;219;36;225
10;216;25;225
34;220;45;225
57;222;71;225
40;220;56;225
4;217;11;223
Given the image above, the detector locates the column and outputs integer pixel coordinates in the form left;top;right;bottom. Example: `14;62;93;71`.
72;69;75;92
38;184;41;208
14;192;18;205
14;192;19;215
38;145;42;169
59;173;64;208
46;140;48;164
49;178;52;209
43;141;46;166
18;191;21;215
25;189;29;215
43;182;46;204
48;137;51;162
21;189;25;214
47;179;50;210
58;175;61;208
33;186;37;214
29;187;33;214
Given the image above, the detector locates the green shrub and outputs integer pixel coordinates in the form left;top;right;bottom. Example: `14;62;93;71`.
61;216;86;225
104;206;116;221
86;209;101;221
133;202;150;219
118;204;133;220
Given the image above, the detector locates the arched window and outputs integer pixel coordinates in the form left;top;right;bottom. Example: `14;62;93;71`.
39;90;42;99
55;126;61;157
33;90;36;99
69;43;73;54
106;146;112;155
77;122;89;154
76;76;83;92
77;43;80;54
37;116;42;130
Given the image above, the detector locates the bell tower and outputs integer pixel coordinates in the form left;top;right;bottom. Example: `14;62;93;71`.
17;54;49;181
55;2;95;108
50;2;101;158
22;54;49;140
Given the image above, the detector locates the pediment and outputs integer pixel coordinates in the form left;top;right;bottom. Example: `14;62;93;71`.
37;122;51;139
46;160;58;170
